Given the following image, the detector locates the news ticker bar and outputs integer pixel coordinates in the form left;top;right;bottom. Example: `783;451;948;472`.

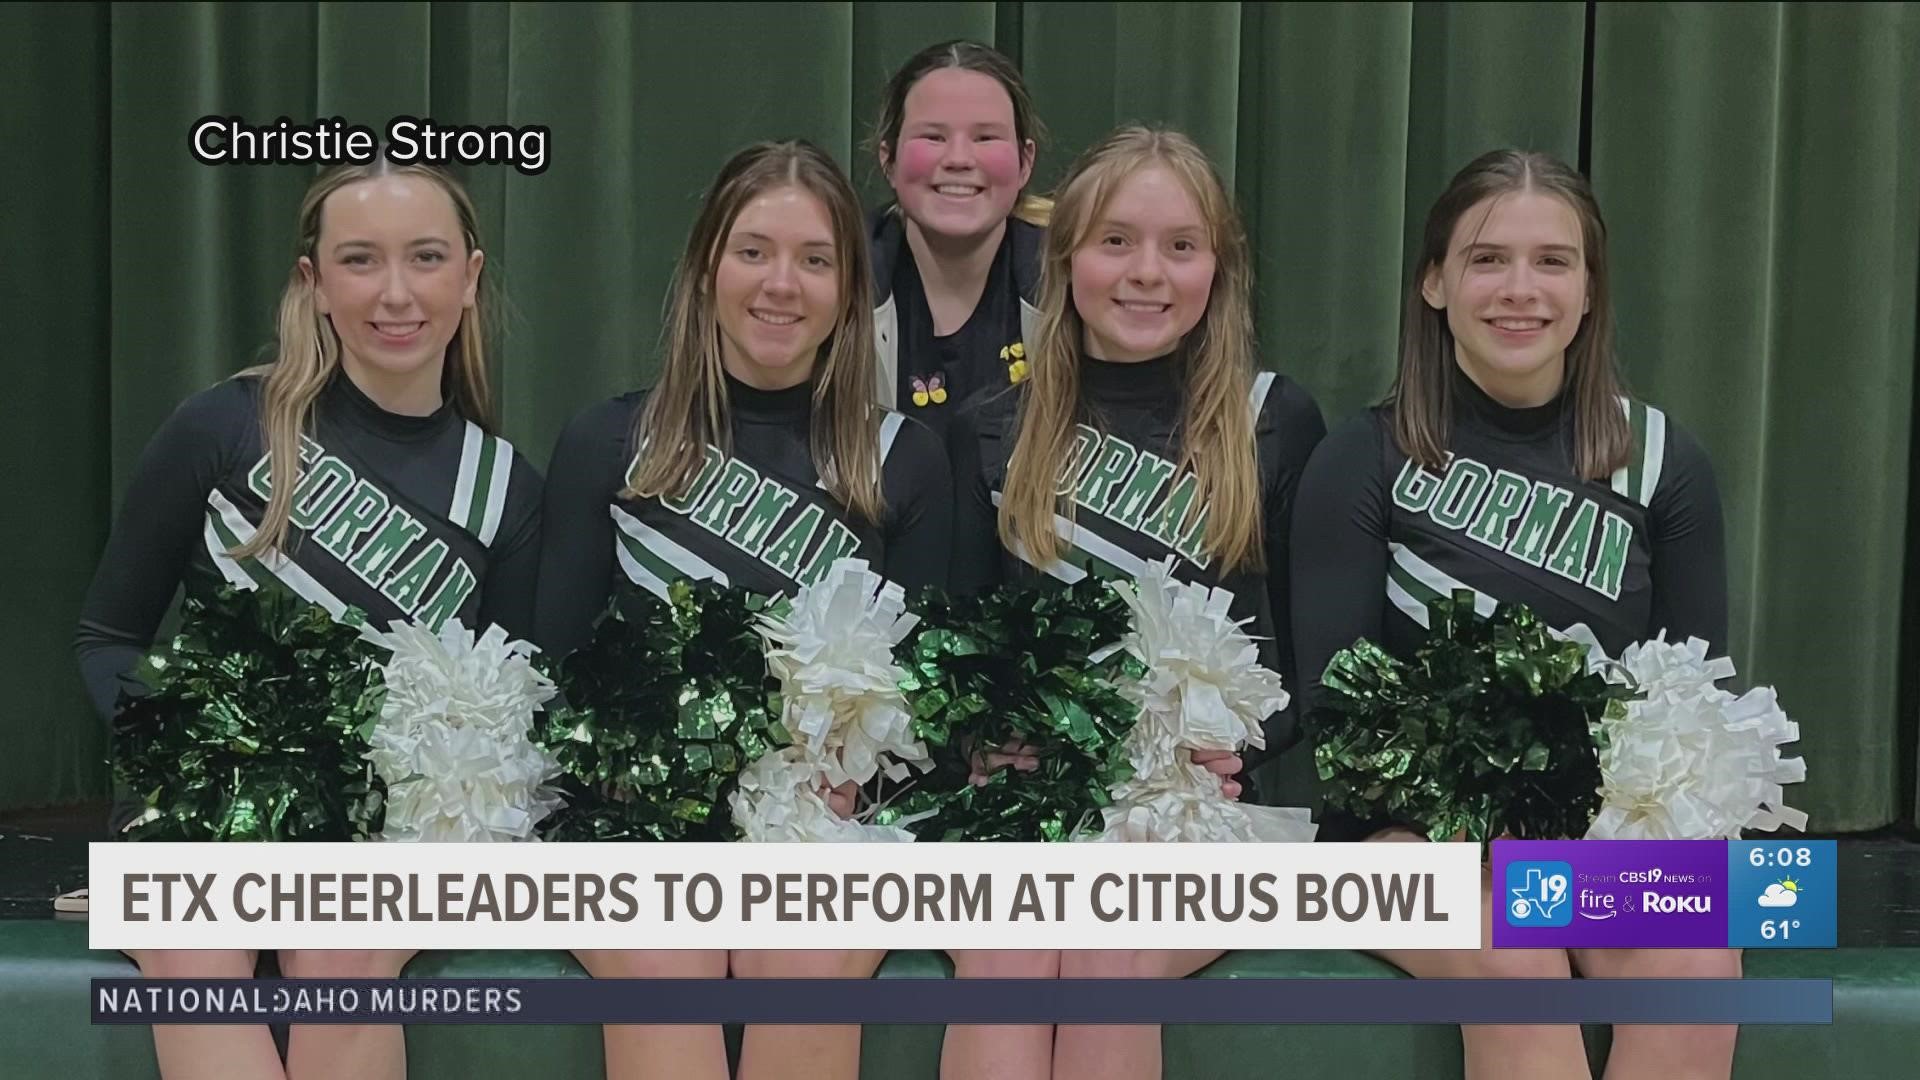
91;977;1833;1025
91;840;1839;951
91;842;1484;951
1490;841;1838;949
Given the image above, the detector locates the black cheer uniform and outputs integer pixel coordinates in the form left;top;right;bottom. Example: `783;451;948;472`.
947;352;1327;762
1291;367;1728;839
534;374;953;660
74;370;543;827
870;210;1042;439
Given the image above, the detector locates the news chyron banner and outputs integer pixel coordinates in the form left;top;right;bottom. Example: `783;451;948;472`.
91;842;1481;951
1493;840;1837;949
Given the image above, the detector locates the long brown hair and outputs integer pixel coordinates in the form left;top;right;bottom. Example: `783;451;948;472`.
624;141;886;524
1391;149;1629;479
869;39;1051;227
999;126;1264;573
235;161;494;559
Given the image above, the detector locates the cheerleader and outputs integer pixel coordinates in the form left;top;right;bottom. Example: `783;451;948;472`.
869;39;1047;434
1291;148;1738;1080
534;139;952;1080
73;161;541;1080
946;125;1326;1080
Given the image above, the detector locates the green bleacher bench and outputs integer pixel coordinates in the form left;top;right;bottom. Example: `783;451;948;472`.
7;920;1914;1078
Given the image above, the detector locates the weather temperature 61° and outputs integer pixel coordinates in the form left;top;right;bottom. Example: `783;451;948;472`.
1728;841;1836;949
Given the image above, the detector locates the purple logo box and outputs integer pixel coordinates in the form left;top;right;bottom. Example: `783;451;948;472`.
1491;841;1728;949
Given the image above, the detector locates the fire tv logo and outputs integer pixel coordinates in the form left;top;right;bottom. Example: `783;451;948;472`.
1504;861;1572;927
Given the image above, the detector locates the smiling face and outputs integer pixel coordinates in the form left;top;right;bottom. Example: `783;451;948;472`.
300;175;481;398
884;67;1034;243
712;184;842;390
1070;164;1217;363
1421;189;1591;406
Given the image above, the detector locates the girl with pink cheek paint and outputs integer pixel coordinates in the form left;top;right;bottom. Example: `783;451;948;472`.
870;47;1060;1078
868;40;1048;440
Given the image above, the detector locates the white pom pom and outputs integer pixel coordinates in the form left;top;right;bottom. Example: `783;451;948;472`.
1098;763;1318;843
363;620;566;843
1096;558;1312;843
1109;558;1289;772
729;747;917;843
1584;634;1807;840
756;558;928;788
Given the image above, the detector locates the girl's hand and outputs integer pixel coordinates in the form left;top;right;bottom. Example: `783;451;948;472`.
1188;749;1243;801
968;738;1041;787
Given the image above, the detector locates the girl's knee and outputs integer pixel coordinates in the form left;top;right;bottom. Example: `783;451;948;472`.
279;949;416;980
949;949;1059;979
731;948;886;979
1057;949;1218;979
573;949;728;979
1575;947;1741;980
130;949;259;978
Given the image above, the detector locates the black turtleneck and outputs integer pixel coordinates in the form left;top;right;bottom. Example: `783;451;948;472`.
871;209;1043;435
1077;349;1183;405
722;371;814;426
1451;363;1572;440
946;351;1328;764
534;373;953;661
75;367;545;727
1291;362;1727;839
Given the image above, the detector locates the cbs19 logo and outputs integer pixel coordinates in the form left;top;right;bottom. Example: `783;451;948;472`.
1504;861;1573;927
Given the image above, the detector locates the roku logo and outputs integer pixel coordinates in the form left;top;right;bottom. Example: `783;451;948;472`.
1643;892;1712;913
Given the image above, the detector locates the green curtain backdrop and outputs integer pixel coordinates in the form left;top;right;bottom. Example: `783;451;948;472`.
2;2;1915;831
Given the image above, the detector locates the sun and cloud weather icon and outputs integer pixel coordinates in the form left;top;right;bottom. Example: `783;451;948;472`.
1758;877;1801;908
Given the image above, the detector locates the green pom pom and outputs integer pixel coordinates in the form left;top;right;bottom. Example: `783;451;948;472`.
1302;591;1632;845
535;580;789;841
893;579;1141;842
111;585;387;842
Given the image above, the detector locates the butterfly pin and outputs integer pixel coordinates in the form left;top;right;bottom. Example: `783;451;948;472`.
911;372;948;407
999;341;1029;385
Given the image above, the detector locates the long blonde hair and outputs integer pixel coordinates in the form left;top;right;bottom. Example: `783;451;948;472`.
234;161;495;560
999;126;1264;573
624;141;886;524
